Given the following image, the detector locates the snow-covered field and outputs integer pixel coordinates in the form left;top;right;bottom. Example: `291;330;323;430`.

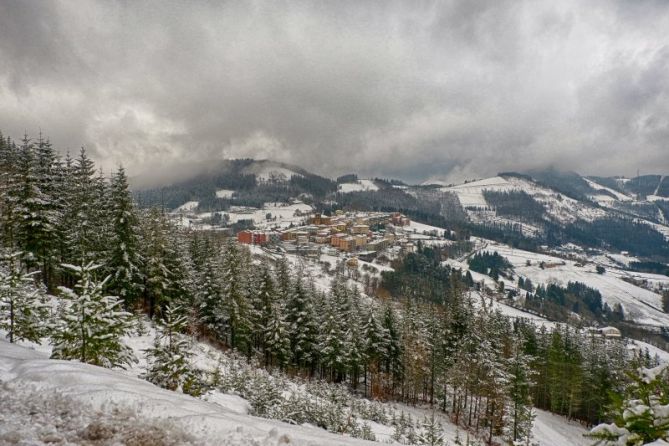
244;164;303;182
175;201;313;231
216;189;235;199
176;200;199;212
338;180;379;193
469;242;669;327
583;178;633;204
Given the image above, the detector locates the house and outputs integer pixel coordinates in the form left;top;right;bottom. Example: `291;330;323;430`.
310;213;332;225
340;236;356;252
331;233;347;248
354;234;368;248
237;230;269;245
599;326;622;338
586;326;622;339
351;224;370;234
391;213;410;226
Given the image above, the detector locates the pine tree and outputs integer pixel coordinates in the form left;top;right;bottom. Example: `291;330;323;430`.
143;304;201;395
263;299;291;369
285;275;318;369
0;136;21;250
505;335;536;445
141;207;172;318
361;305;388;397
51;262;135;368
319;292;348;382
106;166;144;309
589;362;669;445
418;413;445;446
30;134;63;288
62;148;100;267
196;237;225;335
221;241;252;353
381;302;403;391
0;251;48;343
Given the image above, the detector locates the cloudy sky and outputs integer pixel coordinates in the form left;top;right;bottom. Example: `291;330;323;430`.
1;1;668;184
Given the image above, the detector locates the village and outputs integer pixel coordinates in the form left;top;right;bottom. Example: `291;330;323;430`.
236;210;417;261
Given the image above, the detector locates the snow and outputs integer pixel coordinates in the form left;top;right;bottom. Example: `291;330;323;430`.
441;176;515;208
630;340;669;363
338;180;379;193
533;409;591;446
216;189;235;199
224;201;313;230
255;166;302;182
404;220;447;236
441;175;607;224
176;201;199;212
583;178;633;203
0;339;375;446
475;243;669;327
0;321;594;446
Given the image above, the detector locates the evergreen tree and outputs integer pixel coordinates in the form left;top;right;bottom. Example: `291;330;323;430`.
0;136;21;250
62;148;100;266
0;251;48;343
221;241;252;352
505;335;536;445
51;262;135;368
263;299;291;368
143;304;201;395
589;363;669;445
418;413;445;446
106;166;144;308
319;292;348;382
285;275;318;369
196;237;225;335
141;207;172;318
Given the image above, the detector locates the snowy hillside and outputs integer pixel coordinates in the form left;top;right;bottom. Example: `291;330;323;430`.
241;160;304;182
338;179;380;193
0;340;374;446
0;338;592;446
441;175;607;224
452;241;669;328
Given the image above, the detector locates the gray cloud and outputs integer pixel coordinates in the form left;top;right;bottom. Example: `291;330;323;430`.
1;0;668;184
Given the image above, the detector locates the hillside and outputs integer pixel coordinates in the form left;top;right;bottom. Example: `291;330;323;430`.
0;334;592;446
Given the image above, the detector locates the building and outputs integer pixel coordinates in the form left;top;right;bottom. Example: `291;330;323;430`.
354;234;368;248
391;212;410;226
237;230;253;245
599;326;622;338
314;231;331;244
310;213;332;226
237;230;270;246
331;233;347;248
340;236;355;252
351;224;370;234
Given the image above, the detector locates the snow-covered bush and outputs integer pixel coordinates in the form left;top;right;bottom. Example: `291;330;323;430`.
212;355;395;440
